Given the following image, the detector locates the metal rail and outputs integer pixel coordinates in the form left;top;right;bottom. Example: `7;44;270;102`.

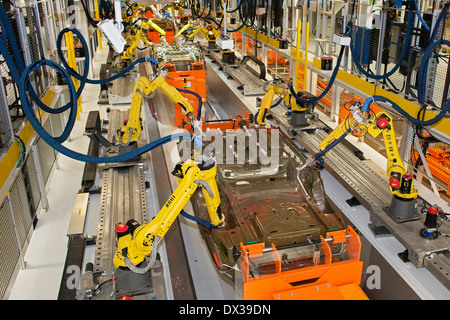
93;164;149;273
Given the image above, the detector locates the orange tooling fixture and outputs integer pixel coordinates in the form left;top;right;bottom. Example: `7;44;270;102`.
165;61;207;127
147;19;175;45
413;147;450;196
238;226;368;300
182;111;253;132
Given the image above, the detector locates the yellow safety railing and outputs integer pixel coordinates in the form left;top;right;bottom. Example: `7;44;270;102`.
94;0;102;51
64;27;82;120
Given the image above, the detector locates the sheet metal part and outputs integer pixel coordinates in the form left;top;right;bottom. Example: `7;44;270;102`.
192;129;347;280
152;42;203;63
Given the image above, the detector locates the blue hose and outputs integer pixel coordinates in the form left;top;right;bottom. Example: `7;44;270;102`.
411;0;430;31
180;209;218;230
18;59;193;163
349;5;414;80
289;46;345;105
177;88;203;120
362;95;450;127
254;96;283;125
314;131;348;159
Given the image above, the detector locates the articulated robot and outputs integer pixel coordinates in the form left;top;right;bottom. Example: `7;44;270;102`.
114;156;224;270
256;77;317;127
86;74;199;153
118;74;199;148
309;100;418;220
176;19;220;49
121;19;167;60
113;156;224;295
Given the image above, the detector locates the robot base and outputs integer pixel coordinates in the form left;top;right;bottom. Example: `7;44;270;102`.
115;264;152;298
385;196;419;222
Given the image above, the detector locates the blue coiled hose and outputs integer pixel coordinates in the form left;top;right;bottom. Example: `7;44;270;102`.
0;2;196;165
18;59;193;163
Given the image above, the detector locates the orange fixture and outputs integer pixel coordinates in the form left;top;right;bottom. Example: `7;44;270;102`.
147;20;175;45
413;148;450;196
183;111;253;133
238;226;368;300
165;61;207;127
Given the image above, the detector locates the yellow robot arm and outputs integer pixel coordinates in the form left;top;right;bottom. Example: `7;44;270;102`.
316;104;418;200
201;25;220;42
318;117;356;151
119;76;151;145
141;19;167;36
186;26;204;39
150;75;195;116
256;79;307;125
121;28;149;60
120;75;197;144
209;25;220;39
176;22;192;37
113;158;224;270
369;112;418;199
256;84;280;125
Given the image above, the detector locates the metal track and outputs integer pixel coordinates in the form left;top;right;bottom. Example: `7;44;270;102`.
108;70;137;105
225;67;266;95
94;165;149;273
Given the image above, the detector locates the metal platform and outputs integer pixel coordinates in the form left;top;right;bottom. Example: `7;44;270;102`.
225;66;266;96
93;165;149;273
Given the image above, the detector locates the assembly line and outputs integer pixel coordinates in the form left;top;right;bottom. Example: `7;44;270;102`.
0;0;449;302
